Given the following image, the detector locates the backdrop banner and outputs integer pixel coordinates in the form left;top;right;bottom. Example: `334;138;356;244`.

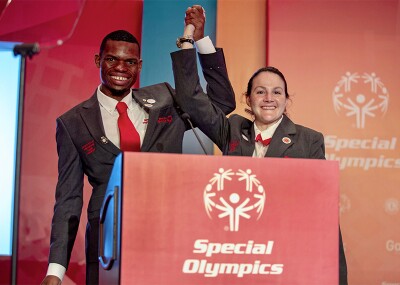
0;1;143;284
267;1;400;284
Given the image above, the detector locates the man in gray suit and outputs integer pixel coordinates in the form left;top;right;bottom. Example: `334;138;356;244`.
41;6;235;285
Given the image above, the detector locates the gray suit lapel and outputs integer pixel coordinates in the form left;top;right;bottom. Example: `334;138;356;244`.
132;88;161;152
241;124;256;157
80;93;120;155
141;108;160;152
266;115;295;157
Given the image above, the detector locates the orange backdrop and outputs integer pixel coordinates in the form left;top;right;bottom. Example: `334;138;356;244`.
217;0;400;284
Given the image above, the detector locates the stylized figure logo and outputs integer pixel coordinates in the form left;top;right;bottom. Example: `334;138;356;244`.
203;168;266;231
332;72;389;128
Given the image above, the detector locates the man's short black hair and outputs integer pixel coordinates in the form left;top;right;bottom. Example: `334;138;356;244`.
99;29;141;56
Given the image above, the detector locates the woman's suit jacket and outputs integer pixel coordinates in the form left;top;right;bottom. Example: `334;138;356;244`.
219;113;326;159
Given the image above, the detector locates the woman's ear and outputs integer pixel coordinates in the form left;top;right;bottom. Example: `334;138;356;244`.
246;95;251;107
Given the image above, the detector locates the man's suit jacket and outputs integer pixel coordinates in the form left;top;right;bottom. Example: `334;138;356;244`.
172;50;348;284
48;48;235;269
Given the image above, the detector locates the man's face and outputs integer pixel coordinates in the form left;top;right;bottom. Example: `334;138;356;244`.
95;39;142;99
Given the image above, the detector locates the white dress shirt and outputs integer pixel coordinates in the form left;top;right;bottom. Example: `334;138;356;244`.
97;87;148;148
253;116;283;158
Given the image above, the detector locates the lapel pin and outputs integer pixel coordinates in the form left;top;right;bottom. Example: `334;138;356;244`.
100;136;109;144
241;134;249;141
144;103;153;108
146;99;156;104
282;137;291;144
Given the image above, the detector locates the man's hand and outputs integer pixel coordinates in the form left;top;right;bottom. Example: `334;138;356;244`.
185;5;205;41
40;275;62;285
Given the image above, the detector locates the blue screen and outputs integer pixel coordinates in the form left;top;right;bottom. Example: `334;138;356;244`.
0;46;21;256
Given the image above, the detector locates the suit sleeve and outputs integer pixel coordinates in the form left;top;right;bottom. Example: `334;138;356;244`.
198;48;236;115
48;117;84;269
310;131;326;159
171;48;231;151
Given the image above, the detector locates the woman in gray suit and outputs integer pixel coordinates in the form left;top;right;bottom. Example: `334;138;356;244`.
172;63;325;159
171;58;348;284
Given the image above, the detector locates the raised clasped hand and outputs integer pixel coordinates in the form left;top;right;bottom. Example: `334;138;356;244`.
185;5;205;41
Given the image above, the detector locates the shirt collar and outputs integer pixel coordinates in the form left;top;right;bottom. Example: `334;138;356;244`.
96;85;133;114
254;115;283;140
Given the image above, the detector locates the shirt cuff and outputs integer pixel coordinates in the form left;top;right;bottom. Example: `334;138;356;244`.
195;36;216;54
47;263;66;281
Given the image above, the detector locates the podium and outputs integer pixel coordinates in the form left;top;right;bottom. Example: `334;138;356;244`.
99;153;339;285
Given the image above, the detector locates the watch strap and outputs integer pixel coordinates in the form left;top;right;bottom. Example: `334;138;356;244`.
176;37;194;48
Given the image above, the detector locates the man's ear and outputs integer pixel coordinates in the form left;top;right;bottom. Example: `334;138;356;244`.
94;54;100;68
138;59;143;72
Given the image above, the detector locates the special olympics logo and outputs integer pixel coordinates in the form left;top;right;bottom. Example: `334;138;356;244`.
203;168;266;232
332;72;389;128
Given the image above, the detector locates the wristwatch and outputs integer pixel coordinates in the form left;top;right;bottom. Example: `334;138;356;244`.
176;36;194;48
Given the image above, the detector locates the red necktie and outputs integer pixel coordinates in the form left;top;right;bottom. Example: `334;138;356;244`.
255;133;272;146
116;102;141;152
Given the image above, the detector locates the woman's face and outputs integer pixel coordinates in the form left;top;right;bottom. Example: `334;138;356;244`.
246;71;287;131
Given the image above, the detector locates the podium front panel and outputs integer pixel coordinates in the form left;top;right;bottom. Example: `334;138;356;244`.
104;153;339;285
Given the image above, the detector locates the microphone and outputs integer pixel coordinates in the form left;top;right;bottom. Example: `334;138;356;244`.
13;43;40;58
181;113;208;155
